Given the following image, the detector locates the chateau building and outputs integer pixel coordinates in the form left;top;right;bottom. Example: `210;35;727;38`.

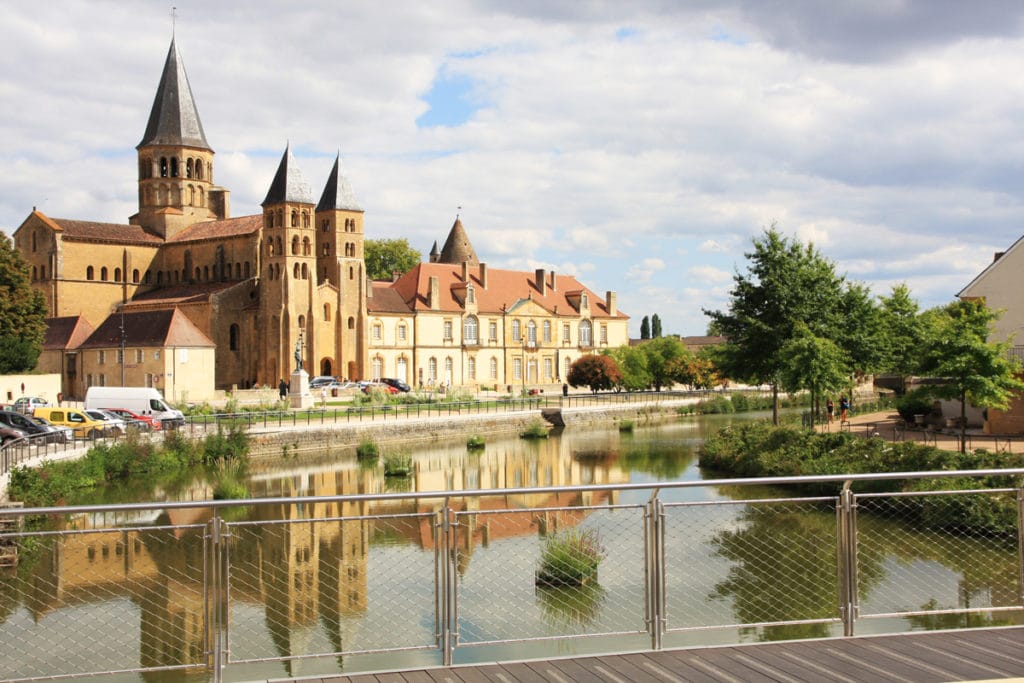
13;38;627;400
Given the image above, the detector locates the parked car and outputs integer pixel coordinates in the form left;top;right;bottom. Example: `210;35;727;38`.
31;416;74;443
0;426;26;445
85;410;127;436
0;409;69;444
362;382;400;395
13;396;49;415
309;375;337;388
33;407;110;439
380;378;412;393
102;408;162;431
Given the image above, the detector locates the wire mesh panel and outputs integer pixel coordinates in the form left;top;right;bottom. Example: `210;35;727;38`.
855;489;1023;622
0;512;209;682
225;506;440;666
452;501;648;647
663;497;841;637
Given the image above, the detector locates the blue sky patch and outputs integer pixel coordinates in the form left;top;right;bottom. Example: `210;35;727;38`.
417;69;479;128
615;27;639;41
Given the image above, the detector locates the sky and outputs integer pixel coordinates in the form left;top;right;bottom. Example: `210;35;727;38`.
3;1;1024;337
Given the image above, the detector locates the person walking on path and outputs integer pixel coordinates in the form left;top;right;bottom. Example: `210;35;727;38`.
839;395;850;423
826;398;834;423
279;378;288;400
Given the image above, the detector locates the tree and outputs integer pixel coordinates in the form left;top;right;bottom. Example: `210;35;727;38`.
703;227;856;424
641;336;691;391
919;300;1024;453
364;238;421;281
0;233;47;373
878;283;924;393
651;314;663;338
640;316;650;340
778;324;848;427
568;354;623;393
603;346;651;391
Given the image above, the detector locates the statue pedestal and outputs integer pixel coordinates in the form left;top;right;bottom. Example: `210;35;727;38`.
289;369;313;409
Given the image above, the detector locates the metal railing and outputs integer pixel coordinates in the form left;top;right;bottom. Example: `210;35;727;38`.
2;469;1023;682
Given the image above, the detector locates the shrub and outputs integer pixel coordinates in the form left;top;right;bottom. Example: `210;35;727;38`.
356;438;379;459
618;419;634;432
466;435;485;449
520;419;549;439
699;395;734;414
896;389;935;422
383;453;412;477
537;528;606;585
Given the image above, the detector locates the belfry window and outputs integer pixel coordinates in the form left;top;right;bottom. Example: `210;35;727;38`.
170;157;178;177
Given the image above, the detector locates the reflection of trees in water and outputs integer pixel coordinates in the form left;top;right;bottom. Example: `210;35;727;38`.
619;433;695;480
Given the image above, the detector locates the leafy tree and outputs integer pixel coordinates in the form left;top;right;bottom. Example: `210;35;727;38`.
651;314;663;338
778;324;848;427
568;354;623;393
640;336;691;391
364;238;421;281
878;283;923;393
603;346;651;391
703;227;855;424
640;316;650;340
0;233;47;373
919;300;1024;453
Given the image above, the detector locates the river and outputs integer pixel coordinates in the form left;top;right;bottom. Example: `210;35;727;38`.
0;412;1020;682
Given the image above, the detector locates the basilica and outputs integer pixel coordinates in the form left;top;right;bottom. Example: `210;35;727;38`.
14;39;628;401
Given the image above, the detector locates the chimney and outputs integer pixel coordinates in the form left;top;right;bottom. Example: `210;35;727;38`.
549;270;556;291
428;276;440;310
479;262;488;289
606;291;617;316
535;268;546;296
462;261;470;282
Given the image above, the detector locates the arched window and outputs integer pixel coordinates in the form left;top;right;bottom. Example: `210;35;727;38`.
489;357;498;379
349;266;354;279
189;185;195;206
445;357;453;384
322;219;330;232
301;263;308;280
292;236;300;255
322;242;330;256
229;324;239;351
196;161;204;180
170;157;178;177
195;267;201;281
145;270;151;284
276;209;283;227
203;266;209;281
31;265;37;280
160;157;168;177
467;357;476;379
293;263;300;279
156;271;162;285
40;266;45;279
291;210;298;227
132;269;140;283
324;303;331;321
100;267;108;281
527;320;537;344
348;316;355;330
579;320;592;346
464;316;478;344
372;356;383;380
302;211;310;228
114;268;122;282
511;319;521;341
303;237;311;255
276;237;283;255
267;263;274;280
298;314;305;328
268;240;275;256
428;357;438;382
186;158;193;178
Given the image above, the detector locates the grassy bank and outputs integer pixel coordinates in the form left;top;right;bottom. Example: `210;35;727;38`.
698;421;1022;535
9;425;251;507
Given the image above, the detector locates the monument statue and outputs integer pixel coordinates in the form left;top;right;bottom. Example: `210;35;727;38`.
294;339;303;371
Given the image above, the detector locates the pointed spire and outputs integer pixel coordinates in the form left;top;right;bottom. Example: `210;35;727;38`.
262;144;312;206
429;240;440;262
138;38;211;150
437;216;479;266
316;153;362;212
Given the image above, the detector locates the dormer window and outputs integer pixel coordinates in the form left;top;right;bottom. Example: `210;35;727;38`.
467;285;475;304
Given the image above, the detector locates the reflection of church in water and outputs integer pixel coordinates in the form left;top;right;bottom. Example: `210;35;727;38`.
11;438;628;674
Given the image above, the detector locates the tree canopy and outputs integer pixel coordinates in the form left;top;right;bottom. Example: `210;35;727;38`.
640;316;650;340
0;233;47;373
364;238;421;281
568;354;622;393
651;314;663;338
703;227;878;424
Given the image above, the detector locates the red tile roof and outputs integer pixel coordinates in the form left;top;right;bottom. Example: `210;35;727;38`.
368;284;412;313
42;316;95;350
383;263;627;319
78;309;215;349
51;218;163;245
165;215;262;243
126;281;244;306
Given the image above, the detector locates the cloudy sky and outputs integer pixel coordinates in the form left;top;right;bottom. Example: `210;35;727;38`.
3;1;1024;336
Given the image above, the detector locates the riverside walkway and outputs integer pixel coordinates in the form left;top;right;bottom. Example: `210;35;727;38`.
273;627;1024;682
818;408;1024;453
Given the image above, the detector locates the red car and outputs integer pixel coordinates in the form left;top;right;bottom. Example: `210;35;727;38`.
103;408;163;431
361;382;400;395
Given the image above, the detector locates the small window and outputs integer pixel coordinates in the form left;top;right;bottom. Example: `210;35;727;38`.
348;316;355;330
86;265;94;280
489;321;497;341
398;324;407;341
512;320;521;342
373;324;382;341
444;320;453;340
101;267;108;281
543;321;552;342
324;304;331;321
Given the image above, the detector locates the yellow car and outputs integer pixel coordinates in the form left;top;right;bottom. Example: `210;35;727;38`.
33;407;109;439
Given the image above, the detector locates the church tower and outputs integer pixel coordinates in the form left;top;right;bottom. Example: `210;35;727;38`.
133;38;228;238
315;154;366;380
260;145;315;382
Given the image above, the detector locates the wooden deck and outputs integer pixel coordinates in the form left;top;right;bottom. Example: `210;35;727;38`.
276;628;1024;682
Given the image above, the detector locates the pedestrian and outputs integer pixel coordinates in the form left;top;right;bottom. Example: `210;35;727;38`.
562;383;569;397
839;395;849;423
826;398;834;423
278;378;288;400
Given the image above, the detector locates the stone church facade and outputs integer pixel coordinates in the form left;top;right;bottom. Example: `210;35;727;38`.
13;38;628;400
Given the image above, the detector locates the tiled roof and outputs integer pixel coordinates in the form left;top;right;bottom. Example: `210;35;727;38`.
386;263;627;319
42;316;95;350
165;215;262;243
78;308;215;349
437;218;479;265
137;38;211;151
51;219;163;245
126;281;244;306
368;283;412;313
316;154;362;212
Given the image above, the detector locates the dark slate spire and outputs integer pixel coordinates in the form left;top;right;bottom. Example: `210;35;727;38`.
429;240;440;263
137;38;211;150
316;153;362;212
437;217;479;266
262;144;313;206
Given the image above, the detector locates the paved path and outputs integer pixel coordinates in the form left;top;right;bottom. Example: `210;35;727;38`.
816;409;1024;454
269;627;1024;682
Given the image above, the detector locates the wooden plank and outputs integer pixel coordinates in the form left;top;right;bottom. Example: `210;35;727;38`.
586;653;669;682
821;638;952;681
683;647;796;682
524;657;597;682
777;640;905;681
719;642;856;683
873;633;1023;679
626;650;722;683
494;662;553;683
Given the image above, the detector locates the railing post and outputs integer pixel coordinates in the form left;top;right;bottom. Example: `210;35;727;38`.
838;482;858;636
206;513;228;683
438;500;457;666
1017;487;1024;608
645;493;665;650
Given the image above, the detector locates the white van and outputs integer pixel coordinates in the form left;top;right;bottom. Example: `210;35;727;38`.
84;387;185;428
